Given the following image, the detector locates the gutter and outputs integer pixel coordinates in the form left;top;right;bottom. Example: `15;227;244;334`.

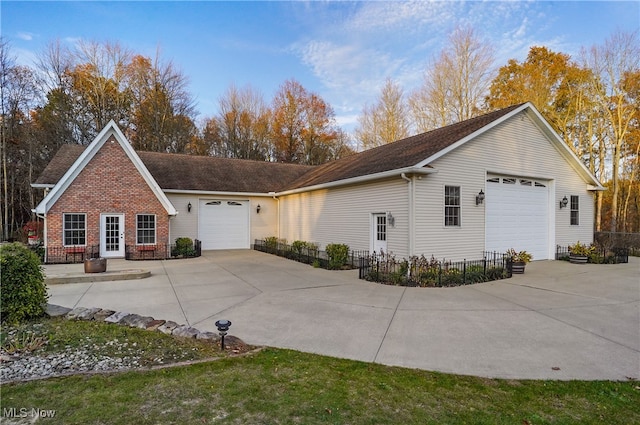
276;167;436;197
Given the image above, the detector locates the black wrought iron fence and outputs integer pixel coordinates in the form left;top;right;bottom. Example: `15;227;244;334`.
37;240;201;264
555;244;629;264
359;251;512;287
126;239;202;260
594;232;639;257
40;245;100;264
253;239;365;270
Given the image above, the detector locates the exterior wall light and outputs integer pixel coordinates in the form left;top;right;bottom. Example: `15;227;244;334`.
256;204;261;214
187;202;192;213
559;196;568;209
386;212;395;227
215;319;232;350
476;189;485;205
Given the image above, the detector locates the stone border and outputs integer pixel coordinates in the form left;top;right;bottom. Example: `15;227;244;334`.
46;304;242;345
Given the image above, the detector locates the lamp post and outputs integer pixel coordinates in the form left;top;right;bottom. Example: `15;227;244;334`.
215;319;232;350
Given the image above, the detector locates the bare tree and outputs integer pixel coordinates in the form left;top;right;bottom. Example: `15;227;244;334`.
583;30;640;232
355;78;411;149
410;26;495;132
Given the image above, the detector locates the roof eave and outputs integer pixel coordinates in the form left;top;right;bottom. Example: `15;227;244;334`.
276;167;436;196
163;189;279;197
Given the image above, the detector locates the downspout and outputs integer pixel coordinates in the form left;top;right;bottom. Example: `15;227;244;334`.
34;211;47;263
400;173;414;258
269;192;280;239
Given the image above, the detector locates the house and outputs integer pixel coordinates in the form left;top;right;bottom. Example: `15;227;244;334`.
32;102;603;263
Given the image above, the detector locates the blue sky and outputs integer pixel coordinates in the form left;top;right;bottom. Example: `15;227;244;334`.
2;1;639;132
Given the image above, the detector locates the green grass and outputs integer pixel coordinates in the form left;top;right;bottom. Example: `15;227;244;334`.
1;319;639;424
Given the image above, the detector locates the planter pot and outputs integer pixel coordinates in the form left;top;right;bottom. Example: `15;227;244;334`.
569;254;588;264
84;257;107;273
511;261;526;274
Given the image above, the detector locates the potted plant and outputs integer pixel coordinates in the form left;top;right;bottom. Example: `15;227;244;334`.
568;241;593;264
506;248;533;274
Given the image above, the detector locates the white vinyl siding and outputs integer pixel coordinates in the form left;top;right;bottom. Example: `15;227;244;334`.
279;178;409;255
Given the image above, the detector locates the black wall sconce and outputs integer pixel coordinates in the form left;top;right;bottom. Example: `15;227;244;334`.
559;196;568;209
476;189;485;205
256;204;261;214
187;202;192;213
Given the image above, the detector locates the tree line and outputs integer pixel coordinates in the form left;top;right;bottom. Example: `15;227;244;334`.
1;27;638;240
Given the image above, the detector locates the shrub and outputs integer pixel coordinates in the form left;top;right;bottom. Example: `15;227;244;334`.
173;237;195;257
325;243;349;270
0;243;49;323
264;236;279;252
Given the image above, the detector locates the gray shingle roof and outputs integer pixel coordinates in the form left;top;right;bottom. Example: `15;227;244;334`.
33;104;524;193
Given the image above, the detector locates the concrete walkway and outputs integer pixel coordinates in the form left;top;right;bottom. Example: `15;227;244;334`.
46;250;640;380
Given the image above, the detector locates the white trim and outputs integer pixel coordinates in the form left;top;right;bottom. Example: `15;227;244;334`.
34;121;177;216
163;189;277;197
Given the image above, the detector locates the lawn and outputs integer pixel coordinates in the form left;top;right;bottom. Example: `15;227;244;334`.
1;318;639;424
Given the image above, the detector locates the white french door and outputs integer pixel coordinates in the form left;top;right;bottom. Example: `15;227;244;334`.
100;214;125;258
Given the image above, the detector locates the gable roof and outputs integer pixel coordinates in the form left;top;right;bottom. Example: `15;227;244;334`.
33;121;178;215
33;103;603;198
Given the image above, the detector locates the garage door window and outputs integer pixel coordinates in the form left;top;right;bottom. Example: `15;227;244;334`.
444;186;460;226
570;196;579;225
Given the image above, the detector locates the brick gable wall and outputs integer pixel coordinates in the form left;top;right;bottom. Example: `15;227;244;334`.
46;135;170;260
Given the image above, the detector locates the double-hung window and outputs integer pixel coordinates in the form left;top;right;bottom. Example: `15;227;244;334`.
136;214;156;245
570;195;579;225
444;186;461;227
63;213;86;246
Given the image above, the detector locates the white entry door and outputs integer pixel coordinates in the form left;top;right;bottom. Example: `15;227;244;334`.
100;214;125;258
372;213;388;254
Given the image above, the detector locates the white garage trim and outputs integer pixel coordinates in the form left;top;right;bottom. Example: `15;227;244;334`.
198;199;250;250
485;175;552;260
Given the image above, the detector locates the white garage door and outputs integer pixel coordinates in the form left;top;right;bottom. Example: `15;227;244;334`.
485;176;550;260
199;199;250;250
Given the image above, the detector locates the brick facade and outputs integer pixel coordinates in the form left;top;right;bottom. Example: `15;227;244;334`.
46;135;170;261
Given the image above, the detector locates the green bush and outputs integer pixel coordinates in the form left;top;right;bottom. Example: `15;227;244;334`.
264;236;279;252
173;237;195;257
325;243;349;270
1;243;49;323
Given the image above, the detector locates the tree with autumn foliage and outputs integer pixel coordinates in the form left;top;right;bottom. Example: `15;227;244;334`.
271;79;351;164
203;83;271;160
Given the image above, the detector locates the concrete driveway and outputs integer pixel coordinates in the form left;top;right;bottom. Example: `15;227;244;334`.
46;250;639;380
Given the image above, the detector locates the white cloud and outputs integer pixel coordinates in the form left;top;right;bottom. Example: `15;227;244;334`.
17;32;34;41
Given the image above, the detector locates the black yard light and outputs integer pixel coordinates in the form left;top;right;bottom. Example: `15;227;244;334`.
215;319;232;350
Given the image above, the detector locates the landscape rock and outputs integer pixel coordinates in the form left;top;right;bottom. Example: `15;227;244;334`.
46;304;72;318
66;307;88;320
104;311;130;323
131;316;155;329
120;314;142;326
172;325;199;339
77;307;102;320
157;321;179;335
145;319;166;331
196;331;220;342
93;309;116;322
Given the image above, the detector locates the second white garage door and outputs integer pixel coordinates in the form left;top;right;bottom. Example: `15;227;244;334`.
199;199;250;250
485;176;550;260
